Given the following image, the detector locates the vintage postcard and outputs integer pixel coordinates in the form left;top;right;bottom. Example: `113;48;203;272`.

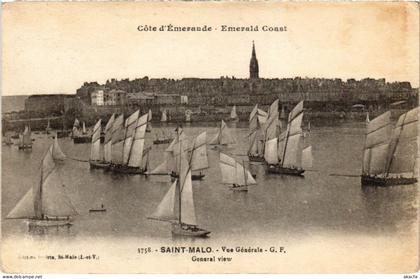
1;1;419;275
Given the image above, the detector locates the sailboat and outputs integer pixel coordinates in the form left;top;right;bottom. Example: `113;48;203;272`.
103;114;115;168
248;105;266;162
161;109;168;123
170;131;208;181
219;153;256;191
149;128;188;175
229;105;239;122
71;118;80;138
265;101;313;176
109;112;150;174
153;128;173;145
3;132;13;146
148;143;210;237
45;119;52;134
361;107;418;186
57;114;69;138
209;120;236;148
18;125;32;150
7;142;77;227
72;119;91;143
89;119;109;169
146;109;152;133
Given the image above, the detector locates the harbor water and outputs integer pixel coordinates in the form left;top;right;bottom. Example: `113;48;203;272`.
1;120;418;272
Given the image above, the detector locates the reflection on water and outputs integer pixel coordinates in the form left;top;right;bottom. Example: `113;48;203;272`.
2;121;418;243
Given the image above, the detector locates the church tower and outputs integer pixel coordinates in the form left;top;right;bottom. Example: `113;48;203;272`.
249;41;259;79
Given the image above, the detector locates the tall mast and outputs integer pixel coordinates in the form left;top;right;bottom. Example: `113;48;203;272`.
243;160;247;186
178;126;182;224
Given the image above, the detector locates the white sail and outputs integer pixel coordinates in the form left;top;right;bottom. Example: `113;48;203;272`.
257;108;268;118
209;132;220;145
209;120;235;145
289;113;303;136
264;115;278;141
246;169;256;184
264;137;279;164
21;126;32;146
180;169;196;226
112;140;124;164
257;115;267;124
128;113;148;168
53;136;66;161
268;99;279;119
190;132;208;171
104;114;115;163
7;145;77;220
289;101;304;122
230;105;238;119
149;180;177;222
111;114;125;164
123;110;140;164
301;146;313;169
161;110;167;122
257;108;268;124
388;137;417;178
149;159;169;175
386;110;418;177
413;156;419;178
90;119;102;161
104;142;112;163
283;133;302;168
235;162;256;186
277;130;287;162
363;111;392;175
73;118;80;128
219;153;236;184
249;105;258;122
42;168;77;218
6;188;35;219
367;143;390;175
220;120;236;144
248;130;259;155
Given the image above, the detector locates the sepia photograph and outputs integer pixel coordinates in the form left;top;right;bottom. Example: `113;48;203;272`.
1;1;419;276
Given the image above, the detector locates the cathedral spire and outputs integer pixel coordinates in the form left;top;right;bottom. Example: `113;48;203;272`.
249;41;259;79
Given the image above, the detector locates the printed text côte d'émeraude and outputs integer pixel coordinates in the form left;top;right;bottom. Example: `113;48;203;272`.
137;24;287;32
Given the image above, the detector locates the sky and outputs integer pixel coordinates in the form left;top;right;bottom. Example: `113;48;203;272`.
2;2;419;96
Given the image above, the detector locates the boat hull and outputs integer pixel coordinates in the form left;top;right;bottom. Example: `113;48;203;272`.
89;160;110;169
361;175;417;187
18;145;32;150
229;184;248;191
73;136;91;144
153;138;173;145
109;164;147;175
266;164;305;176
170;172;205;181
57;130;70;138
89;209;106;212
248;155;265;163
171;223;210;237
27;219;72;227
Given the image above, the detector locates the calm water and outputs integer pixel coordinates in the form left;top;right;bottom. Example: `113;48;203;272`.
2;121;418;244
